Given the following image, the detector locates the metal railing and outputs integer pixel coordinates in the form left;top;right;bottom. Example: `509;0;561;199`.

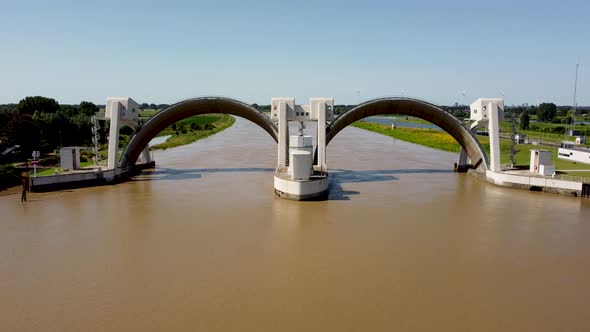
554;174;590;184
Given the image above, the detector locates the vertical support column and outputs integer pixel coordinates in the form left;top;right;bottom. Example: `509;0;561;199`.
317;102;326;172
139;147;151;164
277;102;289;169
456;148;468;169
107;103;121;170
488;101;501;172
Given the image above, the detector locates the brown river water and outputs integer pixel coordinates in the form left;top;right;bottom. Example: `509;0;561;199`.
2;117;590;331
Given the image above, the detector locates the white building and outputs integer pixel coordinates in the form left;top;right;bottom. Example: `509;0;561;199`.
60;147;82;171
558;147;590;165
530;149;554;176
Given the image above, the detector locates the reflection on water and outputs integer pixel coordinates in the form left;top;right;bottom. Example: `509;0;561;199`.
148;134;172;147
1;117;590;331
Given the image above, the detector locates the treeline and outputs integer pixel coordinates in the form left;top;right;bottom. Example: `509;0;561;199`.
0;96;99;163
140;103;169;110
514;103;588;130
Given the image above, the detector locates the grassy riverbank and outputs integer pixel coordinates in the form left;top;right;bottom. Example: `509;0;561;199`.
151;114;235;150
352;121;590;177
384;115;434;125
353;122;463;152
35;161;95;177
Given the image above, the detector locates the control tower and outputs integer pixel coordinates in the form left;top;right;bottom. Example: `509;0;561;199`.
271;97;334;200
105;97;151;171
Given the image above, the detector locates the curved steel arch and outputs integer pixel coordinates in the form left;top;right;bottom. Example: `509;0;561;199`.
326;97;489;170
121;97;278;168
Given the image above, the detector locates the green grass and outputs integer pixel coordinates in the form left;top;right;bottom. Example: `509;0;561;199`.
500;119;590;146
352;121;590;177
353;122;461;152
138;109;160;118
151;114;235;150
35;161;95;177
157;115;225;137
384;115;433;125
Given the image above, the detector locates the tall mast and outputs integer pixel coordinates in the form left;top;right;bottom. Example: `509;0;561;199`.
572;62;579;134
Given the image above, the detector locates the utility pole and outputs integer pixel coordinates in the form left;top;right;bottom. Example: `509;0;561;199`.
572;62;579;135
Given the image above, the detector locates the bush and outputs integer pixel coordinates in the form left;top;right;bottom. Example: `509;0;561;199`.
551;118;562;124
0;164;20;189
118;134;130;148
41;155;60;166
81;150;94;158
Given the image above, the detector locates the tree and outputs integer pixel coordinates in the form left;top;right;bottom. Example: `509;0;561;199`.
537;103;557;122
16;96;59;115
520;112;530;130
527;105;537;116
79;101;99;116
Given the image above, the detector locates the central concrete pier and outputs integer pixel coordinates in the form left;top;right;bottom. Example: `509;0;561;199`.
271;97;333;200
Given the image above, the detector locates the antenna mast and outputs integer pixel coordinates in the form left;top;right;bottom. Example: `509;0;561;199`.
572;62;579;135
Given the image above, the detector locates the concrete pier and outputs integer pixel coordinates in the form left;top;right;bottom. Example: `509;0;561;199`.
29;162;155;192
468;169;586;197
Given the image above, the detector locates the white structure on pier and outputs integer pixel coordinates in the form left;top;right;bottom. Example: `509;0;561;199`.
271;97;334;200
105;97;151;170
530;149;555;176
457;98;504;172
60;147;82;171
469;98;504;172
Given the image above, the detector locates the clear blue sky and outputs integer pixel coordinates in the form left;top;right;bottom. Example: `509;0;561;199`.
1;0;588;106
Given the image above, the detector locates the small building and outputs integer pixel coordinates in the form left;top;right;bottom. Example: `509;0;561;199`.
530;149;554;176
514;134;526;144
567;130;582;137
60;147;82;171
287;135;313;180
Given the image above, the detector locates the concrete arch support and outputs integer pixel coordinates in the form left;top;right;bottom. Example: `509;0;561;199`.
326;98;489;171
120;97;278;168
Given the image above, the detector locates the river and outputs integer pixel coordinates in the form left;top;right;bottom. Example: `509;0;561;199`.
1;117;590;331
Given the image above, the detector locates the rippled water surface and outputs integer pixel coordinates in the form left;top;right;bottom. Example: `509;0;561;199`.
2;118;590;331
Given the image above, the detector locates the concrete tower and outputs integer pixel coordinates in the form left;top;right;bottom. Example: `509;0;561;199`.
271;97;334;200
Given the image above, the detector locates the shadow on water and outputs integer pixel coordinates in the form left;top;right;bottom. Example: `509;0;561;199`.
130;167;275;182
328;168;454;200
131;166;454;201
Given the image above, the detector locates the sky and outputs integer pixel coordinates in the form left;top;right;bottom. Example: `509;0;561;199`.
0;0;589;106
